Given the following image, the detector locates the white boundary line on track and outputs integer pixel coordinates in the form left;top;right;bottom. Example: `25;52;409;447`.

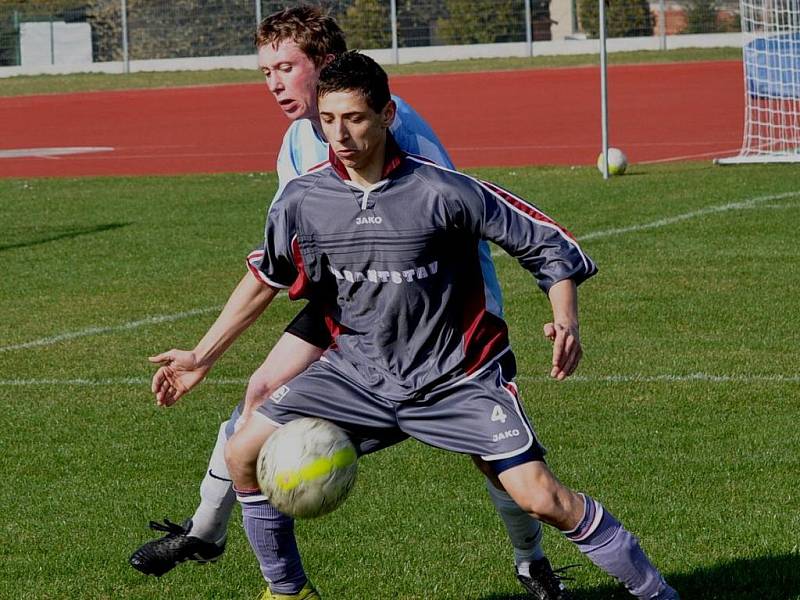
1;373;797;386
3;191;798;354
0;146;114;159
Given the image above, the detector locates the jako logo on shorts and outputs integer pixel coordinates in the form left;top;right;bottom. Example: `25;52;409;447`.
270;385;290;403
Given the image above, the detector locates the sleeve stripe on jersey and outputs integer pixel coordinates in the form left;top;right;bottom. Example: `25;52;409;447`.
404;155;593;274
246;250;289;289
477;179;594;274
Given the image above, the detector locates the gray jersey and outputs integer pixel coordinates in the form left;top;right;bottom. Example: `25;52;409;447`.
248;137;597;401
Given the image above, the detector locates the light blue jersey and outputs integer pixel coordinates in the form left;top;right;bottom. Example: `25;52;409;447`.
272;95;503;317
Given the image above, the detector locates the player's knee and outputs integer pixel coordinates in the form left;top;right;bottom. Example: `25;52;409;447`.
513;485;581;527
224;433;256;484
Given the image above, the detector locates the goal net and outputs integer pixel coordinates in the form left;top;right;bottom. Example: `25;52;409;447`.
718;0;800;163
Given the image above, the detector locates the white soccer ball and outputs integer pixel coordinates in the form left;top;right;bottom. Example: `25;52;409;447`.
257;417;358;519
596;147;628;176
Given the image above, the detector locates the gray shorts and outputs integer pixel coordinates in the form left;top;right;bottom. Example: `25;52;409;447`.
257;358;545;464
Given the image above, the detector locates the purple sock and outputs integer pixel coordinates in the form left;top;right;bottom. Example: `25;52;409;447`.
565;494;666;599
237;487;307;594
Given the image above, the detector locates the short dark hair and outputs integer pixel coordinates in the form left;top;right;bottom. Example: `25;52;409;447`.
254;5;347;67
317;51;391;113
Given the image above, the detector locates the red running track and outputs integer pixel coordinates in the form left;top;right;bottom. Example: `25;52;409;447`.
0;60;744;178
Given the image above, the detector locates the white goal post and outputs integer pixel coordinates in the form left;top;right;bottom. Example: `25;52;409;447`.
717;0;800;164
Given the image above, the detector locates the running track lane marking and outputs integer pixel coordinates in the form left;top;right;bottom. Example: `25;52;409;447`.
2;191;798;353
0;373;798;386
0;147;114;159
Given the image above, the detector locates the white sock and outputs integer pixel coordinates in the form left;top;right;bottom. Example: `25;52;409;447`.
484;477;545;572
189;421;236;543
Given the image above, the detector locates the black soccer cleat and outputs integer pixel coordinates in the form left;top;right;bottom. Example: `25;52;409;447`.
129;518;226;577
517;557;577;600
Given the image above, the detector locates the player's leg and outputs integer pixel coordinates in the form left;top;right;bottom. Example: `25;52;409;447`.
400;360;675;599
227;359;402;597
498;462;678;599
129;325;325;577
473;456;574;600
225;411;318;598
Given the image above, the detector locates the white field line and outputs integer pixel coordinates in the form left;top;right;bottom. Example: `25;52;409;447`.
491;191;800;256
1;373;798;386
0;306;223;353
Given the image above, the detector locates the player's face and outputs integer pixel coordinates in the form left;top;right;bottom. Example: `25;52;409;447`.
258;39;325;122
318;90;396;173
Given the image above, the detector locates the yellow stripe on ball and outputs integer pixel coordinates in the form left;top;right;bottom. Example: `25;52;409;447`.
274;446;358;491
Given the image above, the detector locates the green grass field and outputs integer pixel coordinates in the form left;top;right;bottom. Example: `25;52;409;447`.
1;162;799;599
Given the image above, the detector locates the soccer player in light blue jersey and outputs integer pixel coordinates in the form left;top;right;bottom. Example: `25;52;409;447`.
132;7;565;600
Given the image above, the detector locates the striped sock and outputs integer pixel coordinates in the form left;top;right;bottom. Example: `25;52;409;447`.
564;494;667;599
237;487;308;594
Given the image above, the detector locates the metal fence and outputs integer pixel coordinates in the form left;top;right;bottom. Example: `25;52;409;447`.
0;0;742;68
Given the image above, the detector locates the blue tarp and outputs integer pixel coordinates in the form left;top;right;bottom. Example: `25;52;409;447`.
744;32;800;98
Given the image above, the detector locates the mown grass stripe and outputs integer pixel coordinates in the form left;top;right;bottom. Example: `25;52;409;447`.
1;373;797;386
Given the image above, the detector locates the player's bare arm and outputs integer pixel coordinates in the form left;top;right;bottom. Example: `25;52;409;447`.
544;277;581;381
240;333;324;421
149;273;279;407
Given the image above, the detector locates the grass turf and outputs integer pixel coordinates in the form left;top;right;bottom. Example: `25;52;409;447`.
1;162;799;599
0;47;742;97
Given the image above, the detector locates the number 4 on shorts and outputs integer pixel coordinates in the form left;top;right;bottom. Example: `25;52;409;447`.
491;404;507;424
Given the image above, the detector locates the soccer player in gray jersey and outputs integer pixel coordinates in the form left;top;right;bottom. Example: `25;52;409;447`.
132;6;570;600
224;52;680;600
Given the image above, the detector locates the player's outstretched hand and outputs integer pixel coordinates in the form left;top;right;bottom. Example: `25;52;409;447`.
543;322;582;380
148;349;210;407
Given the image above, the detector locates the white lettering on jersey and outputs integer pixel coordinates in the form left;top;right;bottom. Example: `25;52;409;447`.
492;429;520;442
355;216;383;225
328;261;439;285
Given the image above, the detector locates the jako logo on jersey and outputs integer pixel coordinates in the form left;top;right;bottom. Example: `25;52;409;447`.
328;261;438;285
493;429;520;442
270;385;290;403
355;215;382;225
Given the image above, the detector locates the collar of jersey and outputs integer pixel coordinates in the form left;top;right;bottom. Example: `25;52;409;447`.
327;132;405;182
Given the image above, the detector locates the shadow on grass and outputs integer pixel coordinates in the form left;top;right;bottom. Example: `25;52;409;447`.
0;222;132;252
479;553;800;600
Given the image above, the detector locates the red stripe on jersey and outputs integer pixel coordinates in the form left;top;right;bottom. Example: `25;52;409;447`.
287;237;312;300
323;314;342;343
480;180;577;241
459;246;510;375
306;159;330;173
246;250;271;286
463;309;510;375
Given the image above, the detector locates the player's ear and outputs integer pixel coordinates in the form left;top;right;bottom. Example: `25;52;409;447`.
322;53;336;67
381;99;396;128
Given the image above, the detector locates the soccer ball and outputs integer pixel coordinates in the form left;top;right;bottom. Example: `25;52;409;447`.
257;417;358;519
596;147;628;176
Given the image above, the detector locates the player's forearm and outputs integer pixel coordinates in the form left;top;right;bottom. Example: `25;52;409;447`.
547;278;579;328
193;272;279;367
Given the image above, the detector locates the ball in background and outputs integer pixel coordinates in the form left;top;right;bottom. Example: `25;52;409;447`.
257;417;358;519
597;147;628;175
